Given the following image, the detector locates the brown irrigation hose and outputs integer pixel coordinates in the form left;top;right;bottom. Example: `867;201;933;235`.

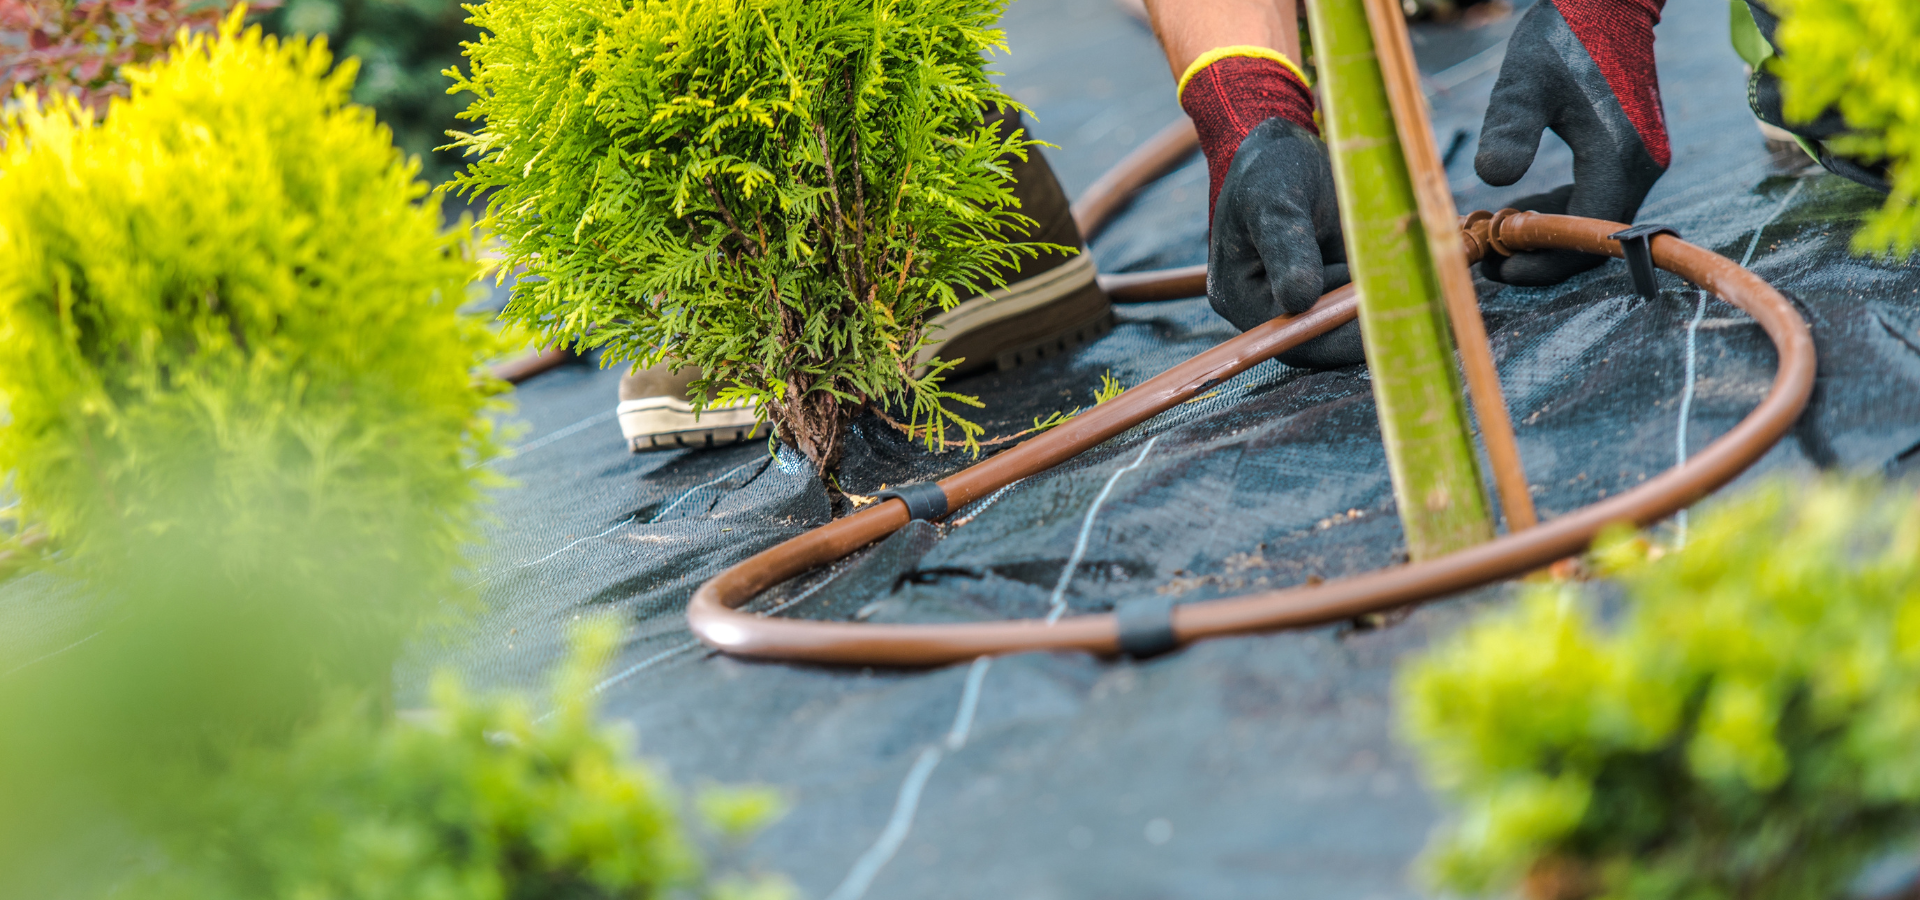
1083;86;1542;537
1071;116;1201;244
493;346;575;385
686;211;1816;666
1075;116;1216;305
1098;263;1208;303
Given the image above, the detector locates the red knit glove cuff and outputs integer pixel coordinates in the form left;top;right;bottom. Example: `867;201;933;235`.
1554;0;1670;167
1178;52;1318;220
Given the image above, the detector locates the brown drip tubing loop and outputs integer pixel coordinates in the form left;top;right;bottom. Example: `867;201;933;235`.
1072;116;1200;244
687;210;1816;666
1078;116;1211;305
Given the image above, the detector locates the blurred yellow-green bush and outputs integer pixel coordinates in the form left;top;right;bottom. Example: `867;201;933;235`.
0;7;502;592
1400;478;1920;899
0;10;503;889
0;15;795;899
133;624;792;900
1769;0;1920;255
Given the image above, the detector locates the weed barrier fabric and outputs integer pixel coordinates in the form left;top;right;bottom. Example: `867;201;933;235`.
3;0;1919;896
417;0;1920;888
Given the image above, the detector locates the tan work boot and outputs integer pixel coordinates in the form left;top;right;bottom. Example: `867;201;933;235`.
617;107;1111;452
616;364;760;452
915;106;1112;377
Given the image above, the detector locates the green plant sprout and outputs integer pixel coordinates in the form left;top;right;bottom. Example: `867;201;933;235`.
1022;369;1126;435
449;0;1061;473
883;368;1125;453
1769;0;1920;256
1400;478;1920;900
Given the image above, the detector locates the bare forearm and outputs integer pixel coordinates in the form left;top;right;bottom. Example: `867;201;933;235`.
1143;0;1302;81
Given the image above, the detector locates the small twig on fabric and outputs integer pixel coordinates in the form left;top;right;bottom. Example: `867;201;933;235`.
867;370;1122;451
868;406;1043;450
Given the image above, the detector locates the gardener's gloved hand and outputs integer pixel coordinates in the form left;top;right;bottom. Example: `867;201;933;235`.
1476;0;1670;286
1182;48;1361;369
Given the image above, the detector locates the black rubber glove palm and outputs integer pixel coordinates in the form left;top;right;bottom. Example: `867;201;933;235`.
1476;0;1669;286
1207;117;1361;369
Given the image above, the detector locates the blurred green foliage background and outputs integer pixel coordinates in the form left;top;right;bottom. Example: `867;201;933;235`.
6;1;1915;897
255;0;476;184
0;16;786;899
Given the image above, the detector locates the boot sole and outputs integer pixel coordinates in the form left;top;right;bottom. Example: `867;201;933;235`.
917;254;1114;378
617;398;762;452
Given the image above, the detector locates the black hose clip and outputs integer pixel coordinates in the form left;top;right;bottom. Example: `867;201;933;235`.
874;482;949;522
1609;223;1678;302
1115;594;1180;659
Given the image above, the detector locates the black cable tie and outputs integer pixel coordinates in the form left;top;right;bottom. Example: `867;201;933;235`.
1115;595;1179;659
874;482;949;522
1609;223;1678;302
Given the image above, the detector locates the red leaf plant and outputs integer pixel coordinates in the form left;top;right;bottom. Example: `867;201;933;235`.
1;0;274;112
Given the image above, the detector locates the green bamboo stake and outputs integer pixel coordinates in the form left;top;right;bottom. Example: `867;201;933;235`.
1304;0;1494;559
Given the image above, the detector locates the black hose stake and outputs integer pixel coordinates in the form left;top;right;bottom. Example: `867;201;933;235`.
1610;224;1679;301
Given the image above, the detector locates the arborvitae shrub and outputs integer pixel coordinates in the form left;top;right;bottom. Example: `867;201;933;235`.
0;9;501;701
1770;0;1920;255
1399;479;1920;900
450;0;1054;473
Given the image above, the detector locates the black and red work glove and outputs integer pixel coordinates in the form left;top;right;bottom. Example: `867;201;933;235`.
1476;0;1670;286
1182;48;1362;369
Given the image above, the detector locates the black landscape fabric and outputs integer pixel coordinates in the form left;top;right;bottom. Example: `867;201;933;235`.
8;0;1920;897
